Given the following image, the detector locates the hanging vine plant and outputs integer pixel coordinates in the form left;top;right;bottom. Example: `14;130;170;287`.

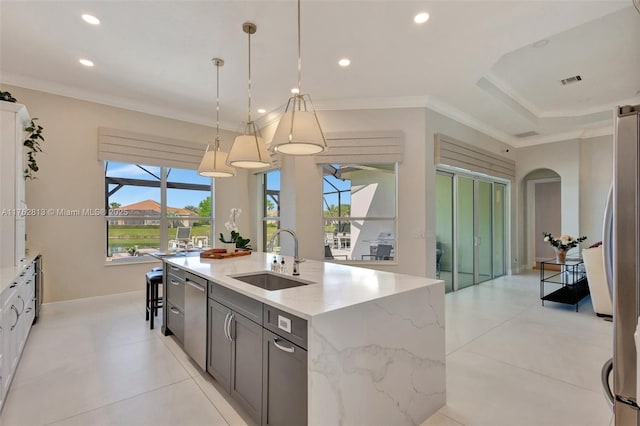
1;90;45;180
24;118;44;179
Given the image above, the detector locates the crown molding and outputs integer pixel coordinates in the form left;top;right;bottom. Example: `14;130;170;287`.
0;74;239;131
3;73;619;151
514;124;613;147
424;96;518;146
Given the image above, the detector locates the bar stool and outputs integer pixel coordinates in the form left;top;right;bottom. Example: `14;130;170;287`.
146;268;163;329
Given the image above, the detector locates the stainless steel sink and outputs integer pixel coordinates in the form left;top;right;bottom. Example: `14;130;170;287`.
229;272;313;291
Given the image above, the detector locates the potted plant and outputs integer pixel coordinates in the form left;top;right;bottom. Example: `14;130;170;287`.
1;90;45;180
219;208;251;252
542;232;587;263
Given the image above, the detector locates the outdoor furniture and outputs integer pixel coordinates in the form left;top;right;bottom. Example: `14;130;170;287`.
325;232;337;248
336;233;351;249
146;267;163;329
362;244;393;260
192;235;209;248
169;226;193;249
324;245;347;260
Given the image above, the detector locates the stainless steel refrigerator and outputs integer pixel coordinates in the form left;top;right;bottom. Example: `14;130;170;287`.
602;104;640;425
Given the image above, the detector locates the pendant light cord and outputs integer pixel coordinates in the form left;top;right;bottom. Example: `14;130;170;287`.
297;0;302;94
248;29;252;124
215;60;220;151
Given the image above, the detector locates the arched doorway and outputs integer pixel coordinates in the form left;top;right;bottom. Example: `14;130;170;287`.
522;168;561;268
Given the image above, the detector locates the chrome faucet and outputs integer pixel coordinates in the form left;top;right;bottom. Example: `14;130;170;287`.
268;228;304;276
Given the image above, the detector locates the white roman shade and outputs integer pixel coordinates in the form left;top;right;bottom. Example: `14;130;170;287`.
434;133;515;180
98;128;206;170
313;131;404;164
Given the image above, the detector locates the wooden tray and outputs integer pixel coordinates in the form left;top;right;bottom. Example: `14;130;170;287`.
200;248;252;259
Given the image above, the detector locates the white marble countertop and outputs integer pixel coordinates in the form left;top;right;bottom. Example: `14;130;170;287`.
0;252;40;294
165;253;442;320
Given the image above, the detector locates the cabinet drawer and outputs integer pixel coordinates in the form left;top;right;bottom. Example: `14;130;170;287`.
166;273;185;310
165;263;186;280
263;305;307;350
166;302;184;343
209;282;262;325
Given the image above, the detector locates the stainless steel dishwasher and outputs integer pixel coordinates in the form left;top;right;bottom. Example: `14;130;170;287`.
184;272;207;371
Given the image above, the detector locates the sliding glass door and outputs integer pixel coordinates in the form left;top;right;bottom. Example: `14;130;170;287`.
436;170;507;292
477;180;493;284
456;177;475;289
435;173;454;292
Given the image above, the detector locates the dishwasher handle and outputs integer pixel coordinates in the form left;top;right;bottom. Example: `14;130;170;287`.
186;280;205;292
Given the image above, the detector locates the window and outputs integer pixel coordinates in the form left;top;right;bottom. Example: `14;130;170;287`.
323;163;397;261
105;162;212;262
261;170;281;252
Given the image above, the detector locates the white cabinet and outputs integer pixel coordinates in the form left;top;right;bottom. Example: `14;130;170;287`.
0;259;37;410
1;101;30;269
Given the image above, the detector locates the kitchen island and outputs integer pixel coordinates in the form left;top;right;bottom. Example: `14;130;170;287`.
163;253;445;426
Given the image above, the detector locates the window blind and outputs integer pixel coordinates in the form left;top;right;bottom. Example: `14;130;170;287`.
434;133;515;180
314;131;404;164
98;127;207;170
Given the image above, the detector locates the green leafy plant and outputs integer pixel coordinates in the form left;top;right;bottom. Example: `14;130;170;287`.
219;230;252;249
219;208;252;249
542;232;587;250
24;118;44;180
0;91;17;103
1;90;45;180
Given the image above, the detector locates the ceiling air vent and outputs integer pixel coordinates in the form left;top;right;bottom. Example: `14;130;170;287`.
560;75;582;86
514;131;539;138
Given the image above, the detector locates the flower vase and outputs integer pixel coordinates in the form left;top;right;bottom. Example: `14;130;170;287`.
554;247;568;263
223;242;237;254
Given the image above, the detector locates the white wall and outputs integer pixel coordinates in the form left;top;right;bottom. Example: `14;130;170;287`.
579;135;613;246
3;85;248;303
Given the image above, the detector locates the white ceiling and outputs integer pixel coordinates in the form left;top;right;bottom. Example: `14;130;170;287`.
1;1;638;147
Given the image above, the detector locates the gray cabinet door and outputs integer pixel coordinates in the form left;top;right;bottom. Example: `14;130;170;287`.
230;312;263;424
262;330;307;426
207;298;232;392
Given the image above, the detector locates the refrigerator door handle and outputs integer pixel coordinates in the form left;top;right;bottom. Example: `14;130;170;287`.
602;358;614;410
603;185;614;301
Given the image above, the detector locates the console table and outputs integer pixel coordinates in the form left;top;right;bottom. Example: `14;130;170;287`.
540;258;589;312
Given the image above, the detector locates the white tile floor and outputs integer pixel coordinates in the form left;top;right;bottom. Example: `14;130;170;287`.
0;270;614;426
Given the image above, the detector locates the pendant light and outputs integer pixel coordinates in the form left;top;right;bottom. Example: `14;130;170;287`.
227;22;271;169
270;0;327;155
198;58;237;177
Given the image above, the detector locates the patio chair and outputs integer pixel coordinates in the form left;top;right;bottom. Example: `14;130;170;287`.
169;226;193;249
324;245;347;260
325;232;336;248
362;244;393;260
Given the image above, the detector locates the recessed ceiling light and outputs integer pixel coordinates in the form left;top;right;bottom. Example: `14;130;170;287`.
291;88;300;94
79;58;94;67
414;12;430;24
257;108;266;114
533;39;549;48
81;14;100;25
338;58;351;67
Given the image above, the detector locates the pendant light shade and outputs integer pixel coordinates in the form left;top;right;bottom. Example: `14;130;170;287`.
270;0;327;155
270;94;326;155
198;58;236;177
227;122;271;168
198;145;235;177
227;22;271;169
